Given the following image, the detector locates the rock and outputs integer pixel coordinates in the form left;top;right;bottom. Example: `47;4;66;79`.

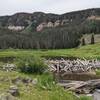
47;22;54;27
12;77;37;85
0;93;16;100
8;25;24;31
54;20;60;27
2;64;16;72
22;78;32;84
32;78;38;85
93;89;100;100
8;85;19;96
36;23;45;31
12;77;22;85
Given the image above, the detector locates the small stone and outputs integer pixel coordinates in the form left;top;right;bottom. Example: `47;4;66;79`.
12;77;22;84
0;93;16;100
32;78;38;85
8;85;19;96
22;78;32;84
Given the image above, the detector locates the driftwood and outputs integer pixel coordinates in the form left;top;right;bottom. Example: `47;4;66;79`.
46;58;100;74
45;59;100;95
2;64;16;72
57;79;100;94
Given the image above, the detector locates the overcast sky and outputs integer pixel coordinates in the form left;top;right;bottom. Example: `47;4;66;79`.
0;0;100;16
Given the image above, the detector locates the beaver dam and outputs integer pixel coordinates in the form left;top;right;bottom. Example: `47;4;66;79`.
46;58;100;95
46;58;100;81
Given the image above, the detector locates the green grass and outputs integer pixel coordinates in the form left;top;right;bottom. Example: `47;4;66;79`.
0;70;92;100
80;95;93;100
0;43;97;100
0;71;79;100
95;69;100;75
0;43;99;60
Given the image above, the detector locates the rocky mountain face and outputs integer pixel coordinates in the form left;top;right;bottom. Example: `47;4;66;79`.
0;8;100;32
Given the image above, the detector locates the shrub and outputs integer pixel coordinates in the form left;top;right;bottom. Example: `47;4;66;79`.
16;56;47;74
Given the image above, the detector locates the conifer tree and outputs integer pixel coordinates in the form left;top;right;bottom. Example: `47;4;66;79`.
82;38;86;46
91;33;95;44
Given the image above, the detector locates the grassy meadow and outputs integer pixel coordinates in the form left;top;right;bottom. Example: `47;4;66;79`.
0;43;99;100
0;43;99;59
0;71;92;100
0;70;80;100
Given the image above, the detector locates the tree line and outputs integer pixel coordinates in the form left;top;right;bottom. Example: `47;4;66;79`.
0;19;100;49
0;27;81;49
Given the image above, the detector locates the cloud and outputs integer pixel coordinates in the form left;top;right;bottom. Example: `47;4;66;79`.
0;0;100;16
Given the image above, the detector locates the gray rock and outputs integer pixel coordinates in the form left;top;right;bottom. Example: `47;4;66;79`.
12;77;22;85
32;78;38;85
93;89;100;100
8;85;19;96
22;78;32;84
2;64;16;72
0;93;16;100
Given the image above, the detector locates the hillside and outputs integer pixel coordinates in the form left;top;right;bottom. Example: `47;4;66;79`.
0;8;100;31
0;8;100;49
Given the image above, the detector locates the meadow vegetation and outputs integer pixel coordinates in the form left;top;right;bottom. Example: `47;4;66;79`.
0;43;99;60
0;44;99;100
15;56;47;74
0;70;80;100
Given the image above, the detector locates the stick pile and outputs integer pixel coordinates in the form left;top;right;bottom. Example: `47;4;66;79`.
46;58;100;73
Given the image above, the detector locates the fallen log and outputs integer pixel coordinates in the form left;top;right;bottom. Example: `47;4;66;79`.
57;79;100;94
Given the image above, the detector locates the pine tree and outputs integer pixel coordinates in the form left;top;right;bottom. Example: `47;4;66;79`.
82;38;86;46
91;33;95;44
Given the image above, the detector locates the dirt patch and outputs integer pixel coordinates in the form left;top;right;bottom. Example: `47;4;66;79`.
0;57;15;63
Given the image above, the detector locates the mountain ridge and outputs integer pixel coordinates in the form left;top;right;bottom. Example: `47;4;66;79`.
0;8;100;32
1;8;100;17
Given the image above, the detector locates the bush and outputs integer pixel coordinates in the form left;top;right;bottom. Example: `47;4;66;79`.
16;56;47;74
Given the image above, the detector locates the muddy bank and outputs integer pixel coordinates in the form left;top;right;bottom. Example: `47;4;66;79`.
55;73;100;81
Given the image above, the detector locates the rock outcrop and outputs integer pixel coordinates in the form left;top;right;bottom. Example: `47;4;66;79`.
8;26;24;31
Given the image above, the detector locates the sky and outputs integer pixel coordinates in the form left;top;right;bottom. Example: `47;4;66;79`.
0;0;100;16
